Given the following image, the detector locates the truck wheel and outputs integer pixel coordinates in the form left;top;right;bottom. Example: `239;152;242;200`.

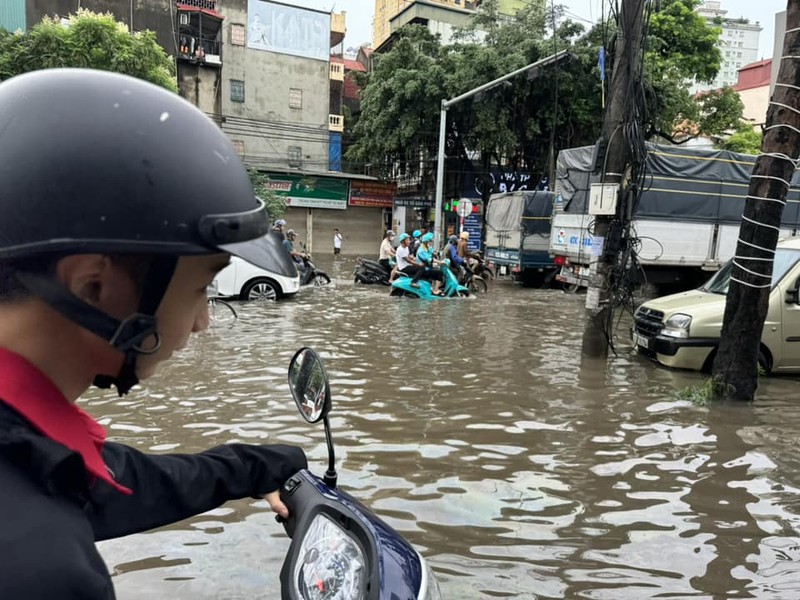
562;282;580;294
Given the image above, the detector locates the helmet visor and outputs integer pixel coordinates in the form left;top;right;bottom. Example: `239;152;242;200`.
222;233;298;278
199;199;297;277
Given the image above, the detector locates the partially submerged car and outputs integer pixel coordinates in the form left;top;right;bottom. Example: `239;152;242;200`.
632;237;800;373
213;256;300;301
211;234;300;301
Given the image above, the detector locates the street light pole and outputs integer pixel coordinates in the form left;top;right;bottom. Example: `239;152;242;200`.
432;49;570;249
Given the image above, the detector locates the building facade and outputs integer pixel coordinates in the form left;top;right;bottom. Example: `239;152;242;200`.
694;0;762;92
733;58;771;128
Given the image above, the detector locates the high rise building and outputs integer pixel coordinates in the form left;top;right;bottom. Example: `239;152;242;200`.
694;0;762;91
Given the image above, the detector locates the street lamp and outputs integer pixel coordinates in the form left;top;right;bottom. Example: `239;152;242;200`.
432;49;571;249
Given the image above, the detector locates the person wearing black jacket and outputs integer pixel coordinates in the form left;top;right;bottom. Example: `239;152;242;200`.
0;69;307;598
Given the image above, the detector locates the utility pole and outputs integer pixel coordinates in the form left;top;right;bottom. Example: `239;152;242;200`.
581;0;648;357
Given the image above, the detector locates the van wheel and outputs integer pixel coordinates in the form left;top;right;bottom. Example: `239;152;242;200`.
758;349;771;375
702;348;771;375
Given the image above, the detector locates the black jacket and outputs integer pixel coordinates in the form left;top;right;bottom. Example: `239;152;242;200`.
0;402;306;599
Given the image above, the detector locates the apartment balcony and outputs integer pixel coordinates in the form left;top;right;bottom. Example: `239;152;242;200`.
328;114;344;132
330;12;346;47
329;60;344;81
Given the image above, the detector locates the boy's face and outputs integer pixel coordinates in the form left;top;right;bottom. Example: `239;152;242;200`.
134;254;230;379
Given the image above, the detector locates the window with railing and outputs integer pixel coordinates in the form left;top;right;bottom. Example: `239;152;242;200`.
177;4;223;65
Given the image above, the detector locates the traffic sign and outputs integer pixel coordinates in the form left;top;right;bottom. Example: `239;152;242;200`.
457;199;473;217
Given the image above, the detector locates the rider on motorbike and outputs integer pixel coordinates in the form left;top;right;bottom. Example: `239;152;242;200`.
283;229;305;265
444;235;470;280
392;232;421;282
0;68;306;599
378;229;396;274
410;229;422;257
409;232;444;295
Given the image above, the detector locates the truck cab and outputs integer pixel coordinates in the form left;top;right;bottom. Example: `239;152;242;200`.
632;237;800;373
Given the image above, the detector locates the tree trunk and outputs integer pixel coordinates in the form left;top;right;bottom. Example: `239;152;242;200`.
712;0;800;401
581;0;646;357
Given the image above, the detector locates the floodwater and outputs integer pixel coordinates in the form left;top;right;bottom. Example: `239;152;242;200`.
91;256;800;599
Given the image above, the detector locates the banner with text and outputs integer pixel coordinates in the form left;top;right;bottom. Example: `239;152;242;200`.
263;173;349;209
348;180;397;208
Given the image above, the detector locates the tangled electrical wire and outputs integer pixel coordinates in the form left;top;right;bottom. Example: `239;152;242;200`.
590;0;655;355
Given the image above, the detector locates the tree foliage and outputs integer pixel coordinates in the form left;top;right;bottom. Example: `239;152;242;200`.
0;10;176;91
720;125;763;154
248;169;287;220
347;0;731;184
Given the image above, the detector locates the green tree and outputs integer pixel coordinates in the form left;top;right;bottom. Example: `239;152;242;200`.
348;0;730;192
720;125;763;154
248;169;287;220
645;0;732;139
0;10;176;91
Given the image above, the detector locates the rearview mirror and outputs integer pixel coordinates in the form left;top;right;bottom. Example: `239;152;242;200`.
288;347;331;423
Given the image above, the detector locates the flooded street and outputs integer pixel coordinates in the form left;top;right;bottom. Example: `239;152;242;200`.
91;256;800;599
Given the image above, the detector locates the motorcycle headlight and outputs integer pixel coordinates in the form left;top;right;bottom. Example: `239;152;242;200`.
662;313;692;338
418;553;443;600
293;513;366;599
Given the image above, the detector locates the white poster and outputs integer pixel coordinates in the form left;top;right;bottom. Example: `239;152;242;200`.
247;0;330;62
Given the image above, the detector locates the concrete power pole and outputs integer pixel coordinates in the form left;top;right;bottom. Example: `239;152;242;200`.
581;0;648;357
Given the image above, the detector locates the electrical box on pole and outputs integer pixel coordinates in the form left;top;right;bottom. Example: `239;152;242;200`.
588;183;618;216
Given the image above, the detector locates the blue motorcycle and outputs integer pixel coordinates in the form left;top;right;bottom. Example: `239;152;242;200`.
390;258;470;299
279;348;442;599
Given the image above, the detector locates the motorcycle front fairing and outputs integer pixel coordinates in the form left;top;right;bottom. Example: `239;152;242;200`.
279;469;426;600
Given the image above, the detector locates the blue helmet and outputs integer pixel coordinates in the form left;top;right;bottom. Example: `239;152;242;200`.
412;229;421;238
421;232;434;243
448;235;458;244
398;232;410;242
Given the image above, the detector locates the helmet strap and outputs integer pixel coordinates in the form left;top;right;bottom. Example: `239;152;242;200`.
16;255;177;396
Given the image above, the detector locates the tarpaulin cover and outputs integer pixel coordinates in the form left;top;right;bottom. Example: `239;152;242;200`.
486;191;554;236
556;143;800;226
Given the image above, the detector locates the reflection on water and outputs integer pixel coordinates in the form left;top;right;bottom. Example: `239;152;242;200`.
91;257;800;598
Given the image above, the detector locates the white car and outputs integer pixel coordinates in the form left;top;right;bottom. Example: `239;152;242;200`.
212;255;300;301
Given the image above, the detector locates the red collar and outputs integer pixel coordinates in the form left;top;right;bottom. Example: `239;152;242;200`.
0;348;131;494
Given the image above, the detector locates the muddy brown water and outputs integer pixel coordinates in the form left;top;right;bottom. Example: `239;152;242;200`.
90;256;800;599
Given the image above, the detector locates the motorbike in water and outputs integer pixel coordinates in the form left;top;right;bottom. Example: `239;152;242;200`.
296;254;331;287
390;259;470;299
279;348;442;599
353;257;392;286
469;252;494;281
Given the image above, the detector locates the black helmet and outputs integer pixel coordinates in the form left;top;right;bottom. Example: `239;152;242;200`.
0;68;293;267
0;69;296;393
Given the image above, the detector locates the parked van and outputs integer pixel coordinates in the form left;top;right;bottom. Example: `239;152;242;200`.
632;237;800;373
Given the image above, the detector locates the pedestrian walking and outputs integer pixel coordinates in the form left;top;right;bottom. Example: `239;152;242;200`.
333;228;343;255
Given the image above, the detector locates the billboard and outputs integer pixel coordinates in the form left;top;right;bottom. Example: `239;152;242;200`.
263;173;348;209
247;0;330;62
348;180;396;208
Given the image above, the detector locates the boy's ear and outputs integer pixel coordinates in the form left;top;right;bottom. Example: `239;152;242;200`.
54;254;112;306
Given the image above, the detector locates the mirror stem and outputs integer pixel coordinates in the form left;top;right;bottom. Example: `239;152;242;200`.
323;417;337;489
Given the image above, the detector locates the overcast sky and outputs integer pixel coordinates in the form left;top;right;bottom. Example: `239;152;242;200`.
292;0;786;59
